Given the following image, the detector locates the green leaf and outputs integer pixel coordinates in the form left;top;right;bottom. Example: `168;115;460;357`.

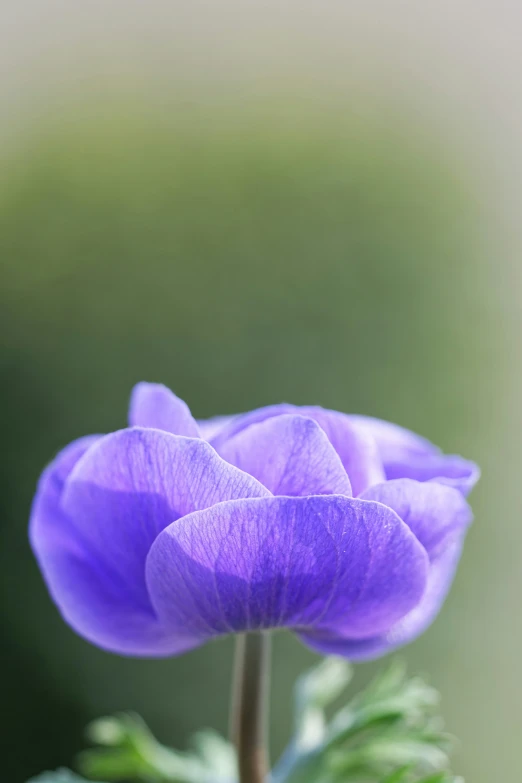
78;712;235;783
190;730;237;779
294;657;353;750
380;765;415;783
30;658;463;783
273;658;460;783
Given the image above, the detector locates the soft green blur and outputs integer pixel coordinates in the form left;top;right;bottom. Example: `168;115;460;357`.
0;95;508;783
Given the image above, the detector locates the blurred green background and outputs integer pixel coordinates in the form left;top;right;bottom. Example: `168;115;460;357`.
1;3;519;782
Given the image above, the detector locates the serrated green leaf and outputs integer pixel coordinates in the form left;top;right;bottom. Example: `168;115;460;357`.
79;712;235;783
380;765;414;783
293;657;353;751
190;729;237;778
332;736;450;775
296;657;353;711
274;658;458;783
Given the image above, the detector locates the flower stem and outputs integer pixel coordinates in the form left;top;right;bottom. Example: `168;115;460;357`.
230;632;271;783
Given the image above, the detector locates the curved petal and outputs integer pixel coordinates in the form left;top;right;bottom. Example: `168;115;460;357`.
414;455;480;497
197;415;236;441
349;414;479;496
29;435;176;656
300;533;464;661
216;414;352;497
211;404;385;495
129;382;200;437
209;404;296;447
32;428;269;656
360;478;472;555
349;415;437;462
30;435;101;551
146;495;428;644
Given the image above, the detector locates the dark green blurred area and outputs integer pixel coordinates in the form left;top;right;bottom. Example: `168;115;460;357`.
0;99;501;782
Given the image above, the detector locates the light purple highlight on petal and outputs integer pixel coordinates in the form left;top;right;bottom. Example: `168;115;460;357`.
197;415;236;441
348;415;437;462
30;435;101;552
29;434;183;656
360;478;472;555
211;404;385;495
217;414;352;497
349;414;480;496
146;495;428;642
129;382;200;438
31;428;268;655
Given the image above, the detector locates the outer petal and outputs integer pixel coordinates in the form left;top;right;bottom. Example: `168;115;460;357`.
302;479;472;660
360;478;472;554
129;382;200;437
197;415;236;441
29;435;173;656
146;495;428;645
30;435;101;551
217;414;352;497
349;414;479;496
211;404;385;495
301;535;464;661
32;428;269;656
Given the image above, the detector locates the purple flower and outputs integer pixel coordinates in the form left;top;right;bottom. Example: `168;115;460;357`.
30;383;478;660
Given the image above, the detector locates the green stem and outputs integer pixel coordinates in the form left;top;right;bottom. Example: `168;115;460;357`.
230;632;271;783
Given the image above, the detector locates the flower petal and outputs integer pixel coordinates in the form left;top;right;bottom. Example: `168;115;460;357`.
29;436;175;656
349;415;479;496
197;415;236;440
360;478;472;555
300;533;464;661
216;414;352;497
211;404;385;495
30;435;101;552
303;479;473;659
146;495;428;645
129;382;200;437
32;428;269;655
349;415;436;463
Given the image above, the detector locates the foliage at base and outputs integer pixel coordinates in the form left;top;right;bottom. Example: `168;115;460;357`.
28;659;463;783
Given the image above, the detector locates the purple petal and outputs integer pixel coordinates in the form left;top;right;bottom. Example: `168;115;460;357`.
211;404;385;495
360;478;472;555
29;436;174;656
129;382;200;437
197;415;236;440
30;435;101;552
216;414;352;497
31;428;268;655
349;415;436;462
146;495;428;644
349;414;479;496
301;534;464;661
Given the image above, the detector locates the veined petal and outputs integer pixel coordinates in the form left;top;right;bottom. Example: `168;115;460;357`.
349;414;479;496
129;382;200;437
217;414;352;497
301;534;464;660
30;435;101;552
146;495;428;644
32;428;269;656
360;478;472;555
211;404;385;495
29;435;178;656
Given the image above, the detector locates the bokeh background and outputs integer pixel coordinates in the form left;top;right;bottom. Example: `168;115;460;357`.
1;2;521;781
